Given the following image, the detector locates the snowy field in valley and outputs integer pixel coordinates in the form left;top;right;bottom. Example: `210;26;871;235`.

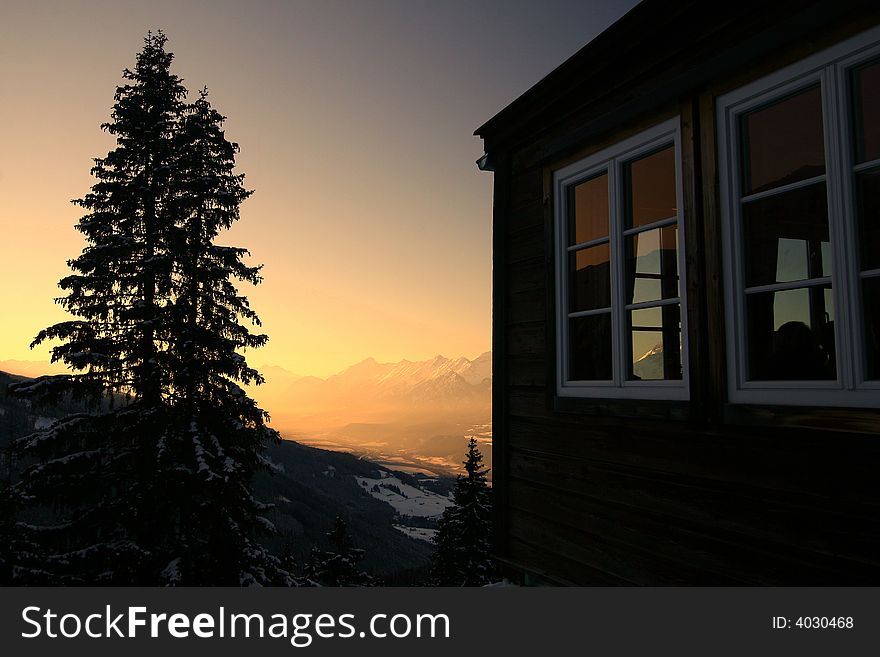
354;473;453;518
393;525;438;543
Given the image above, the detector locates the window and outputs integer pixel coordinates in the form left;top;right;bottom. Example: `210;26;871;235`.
554;119;688;399
718;26;880;407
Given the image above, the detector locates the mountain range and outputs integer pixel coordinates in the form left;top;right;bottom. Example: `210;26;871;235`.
1;353;493;476
250;352;491;436
632;343;665;380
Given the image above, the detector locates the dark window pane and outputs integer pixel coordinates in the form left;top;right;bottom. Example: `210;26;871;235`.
569;172;609;245
855;168;880;271
569;313;612;381
740;86;825;195
569;243;611;312
852;59;880;164
746;286;836;381
625;225;679;305
624;146;677;229
862;277;880;380
742;183;830;287
627;304;682;381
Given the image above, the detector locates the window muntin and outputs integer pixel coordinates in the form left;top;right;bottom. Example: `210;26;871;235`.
718;27;880;406
555;119;687;400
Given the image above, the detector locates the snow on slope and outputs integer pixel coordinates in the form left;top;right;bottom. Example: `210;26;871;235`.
393;525;438;543
354;474;453;518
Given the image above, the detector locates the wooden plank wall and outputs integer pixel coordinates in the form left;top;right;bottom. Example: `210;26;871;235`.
495;93;880;585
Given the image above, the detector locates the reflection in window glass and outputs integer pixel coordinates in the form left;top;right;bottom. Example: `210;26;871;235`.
627;305;682;381
746;286;836;380
852;59;880;164
742;183;830;286
625;225;679;304
569;314;613;381
863;277;880;380
569;173;609;245
623;147;677;229
855;168;880;271
569;244;611;312
740;86;825;195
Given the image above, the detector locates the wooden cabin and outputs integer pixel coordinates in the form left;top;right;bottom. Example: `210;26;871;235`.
476;0;880;584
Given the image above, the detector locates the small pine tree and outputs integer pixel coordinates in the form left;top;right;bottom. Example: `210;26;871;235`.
305;516;376;587
431;438;498;586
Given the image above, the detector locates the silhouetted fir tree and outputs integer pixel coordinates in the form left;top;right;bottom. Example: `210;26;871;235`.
430;438;498;586
158;87;284;585
304;516;376;586
9;32;286;585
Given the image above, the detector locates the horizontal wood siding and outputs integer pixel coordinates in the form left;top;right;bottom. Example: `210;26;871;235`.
501;401;880;583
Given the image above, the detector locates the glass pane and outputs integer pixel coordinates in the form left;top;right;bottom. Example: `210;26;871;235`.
569;243;611;312
852;59;880;164
624;146;677;229
742;182;830;287
627;304;682;381
569;313;612;381
569;172;609;245
625;225;679;305
740;86;825;195
855;168;880;271
862;276;880;380
746;285;836;381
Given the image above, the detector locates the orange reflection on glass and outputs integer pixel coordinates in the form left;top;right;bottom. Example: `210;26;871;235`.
624;146;677;229
740;86;825;195
569;172;609;245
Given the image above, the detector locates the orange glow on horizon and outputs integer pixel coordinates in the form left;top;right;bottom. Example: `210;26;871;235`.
0;0;638;381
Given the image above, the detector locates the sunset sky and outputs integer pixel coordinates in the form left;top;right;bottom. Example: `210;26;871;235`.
0;0;637;378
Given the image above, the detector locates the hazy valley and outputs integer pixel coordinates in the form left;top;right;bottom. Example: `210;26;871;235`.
249;352;493;476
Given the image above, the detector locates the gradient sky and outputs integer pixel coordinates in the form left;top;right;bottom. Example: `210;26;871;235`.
0;0;637;377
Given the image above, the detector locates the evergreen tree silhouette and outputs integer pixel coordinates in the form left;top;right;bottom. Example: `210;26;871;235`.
430;438;498;586
305;516;376;586
9;32;286;585
159;87;283;585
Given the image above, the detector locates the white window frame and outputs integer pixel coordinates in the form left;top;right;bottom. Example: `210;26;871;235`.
717;25;880;408
554;118;689;400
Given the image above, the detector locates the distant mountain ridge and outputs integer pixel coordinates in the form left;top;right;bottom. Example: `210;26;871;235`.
252;352;491;434
0;359;68;378
0;353;493;458
632;343;664;381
